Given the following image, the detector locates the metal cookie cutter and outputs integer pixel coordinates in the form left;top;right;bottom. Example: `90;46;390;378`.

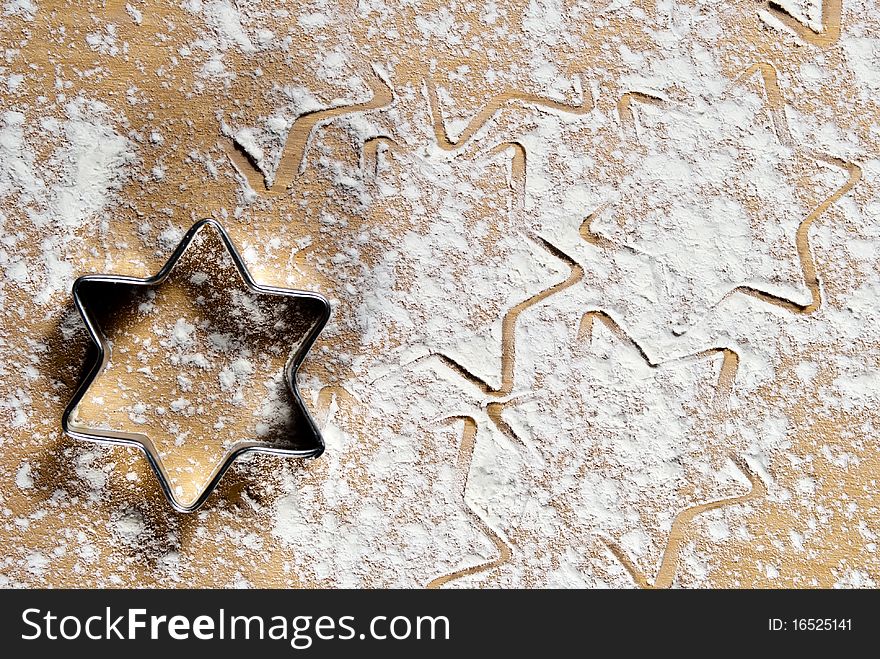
62;218;331;512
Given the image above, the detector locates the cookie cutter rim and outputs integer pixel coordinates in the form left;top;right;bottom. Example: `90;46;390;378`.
61;218;331;513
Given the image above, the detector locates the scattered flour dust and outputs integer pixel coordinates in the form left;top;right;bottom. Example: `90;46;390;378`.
0;1;878;588
0;97;135;303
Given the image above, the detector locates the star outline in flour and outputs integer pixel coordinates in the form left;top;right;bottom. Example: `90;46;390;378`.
761;0;843;47
585;62;860;330
61;218;331;513
225;65;395;193
418;306;768;588
506;308;766;588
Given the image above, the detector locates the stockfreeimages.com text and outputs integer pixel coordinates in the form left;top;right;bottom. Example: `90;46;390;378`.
21;607;450;649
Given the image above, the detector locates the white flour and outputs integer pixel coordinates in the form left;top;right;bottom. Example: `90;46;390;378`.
0;0;877;588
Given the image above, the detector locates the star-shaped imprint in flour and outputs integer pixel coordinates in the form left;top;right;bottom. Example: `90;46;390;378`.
449;301;765;588
63;220;329;512
586;63;858;335
355;144;568;388
759;0;842;47
269;360;502;587
224;66;394;192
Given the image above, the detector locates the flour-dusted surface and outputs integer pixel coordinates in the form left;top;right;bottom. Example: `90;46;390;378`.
0;1;877;588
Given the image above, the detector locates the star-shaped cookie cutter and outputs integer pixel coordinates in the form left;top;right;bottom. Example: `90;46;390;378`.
61;218;331;512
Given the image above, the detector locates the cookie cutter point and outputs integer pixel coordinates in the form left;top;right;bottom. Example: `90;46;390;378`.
61;218;331;513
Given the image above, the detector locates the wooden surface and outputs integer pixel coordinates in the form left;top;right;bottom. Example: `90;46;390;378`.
1;0;878;588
